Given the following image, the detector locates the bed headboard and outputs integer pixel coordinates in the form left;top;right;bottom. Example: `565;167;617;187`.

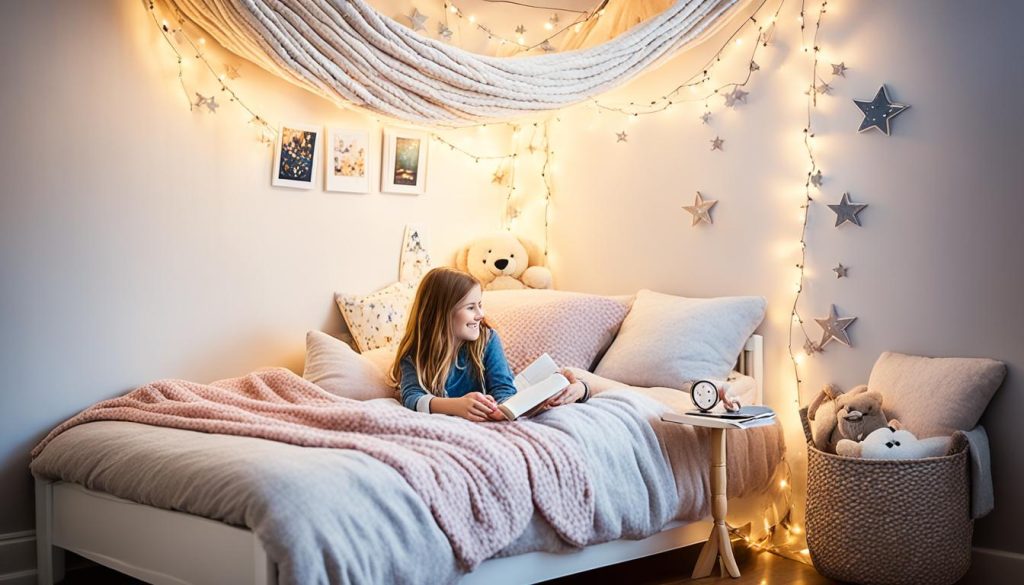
736;334;764;405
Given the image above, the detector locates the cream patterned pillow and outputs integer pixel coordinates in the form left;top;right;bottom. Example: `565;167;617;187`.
595;289;766;390
336;279;418;352
482;289;631;375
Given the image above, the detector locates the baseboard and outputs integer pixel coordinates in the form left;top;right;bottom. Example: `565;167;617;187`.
0;531;35;584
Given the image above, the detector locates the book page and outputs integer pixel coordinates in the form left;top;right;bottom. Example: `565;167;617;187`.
513;353;559;392
500;373;569;420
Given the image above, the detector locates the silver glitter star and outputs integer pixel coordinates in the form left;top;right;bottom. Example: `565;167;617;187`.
710;136;724;151
515;24;527;35
616;131;628;143
831;62;848;77
203;96;219;113
827;192;868;227
438;22;453;40
804;338;820;356
408;8;428;32
723;87;749;108
833;263;848;278
193;92;209;110
854;85;910;135
810;170;823;188
815;304;857;348
683;192;717;226
816;81;832;95
700;111;712;125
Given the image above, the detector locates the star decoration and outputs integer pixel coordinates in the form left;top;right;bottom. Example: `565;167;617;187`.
853;85;910;135
749;61;760;72
492;169;506;185
815;304;857;348
408;8;428;32
193;92;218;112
827;192;868;227
803;338;820;356
683;192;718;226
616;131;628;143
810;170;823;188
539;40;556;52
700;111;712;125
833;263;848;278
224;64;240;79
831;62;848;77
515;24;527;35
437;23;453;40
710;136;724;151
816;81;832;95
723;87;749;108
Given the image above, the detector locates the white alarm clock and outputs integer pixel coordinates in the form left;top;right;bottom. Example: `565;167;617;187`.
690;380;719;412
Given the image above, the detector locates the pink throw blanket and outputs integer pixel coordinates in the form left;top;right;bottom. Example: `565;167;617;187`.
32;368;594;569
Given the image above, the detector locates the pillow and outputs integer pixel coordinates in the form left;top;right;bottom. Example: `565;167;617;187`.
868;351;1006;437
594;289;766;390
482;289;632;375
336;279;418;352
302;331;397;400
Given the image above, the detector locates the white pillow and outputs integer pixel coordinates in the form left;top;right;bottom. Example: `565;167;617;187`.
336;279;418;352
302;331;397;400
594;289;766;390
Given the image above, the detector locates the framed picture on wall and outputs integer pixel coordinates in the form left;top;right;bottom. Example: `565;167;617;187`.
381;127;429;195
272;123;322;189
325;128;371;193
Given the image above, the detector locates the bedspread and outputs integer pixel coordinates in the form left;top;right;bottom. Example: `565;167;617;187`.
30;372;784;585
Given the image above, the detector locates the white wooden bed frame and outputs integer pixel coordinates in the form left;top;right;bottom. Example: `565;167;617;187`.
34;335;764;585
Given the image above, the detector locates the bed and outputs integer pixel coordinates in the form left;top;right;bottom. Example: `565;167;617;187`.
32;335;782;585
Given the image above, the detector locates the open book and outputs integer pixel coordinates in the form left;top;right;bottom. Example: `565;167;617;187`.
497;353;569;421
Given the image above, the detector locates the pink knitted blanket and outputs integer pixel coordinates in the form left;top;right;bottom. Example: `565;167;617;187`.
32;368;594;569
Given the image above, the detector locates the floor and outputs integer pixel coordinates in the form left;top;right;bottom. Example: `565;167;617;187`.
59;541;1004;584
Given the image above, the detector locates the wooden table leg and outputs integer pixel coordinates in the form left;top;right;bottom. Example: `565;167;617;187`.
692;427;740;579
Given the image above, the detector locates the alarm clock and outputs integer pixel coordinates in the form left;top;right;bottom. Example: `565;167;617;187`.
690;380;719;412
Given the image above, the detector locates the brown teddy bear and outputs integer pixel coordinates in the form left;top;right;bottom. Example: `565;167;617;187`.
808;384;894;454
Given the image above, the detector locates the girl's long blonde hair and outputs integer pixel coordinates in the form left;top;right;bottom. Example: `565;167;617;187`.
388;267;491;397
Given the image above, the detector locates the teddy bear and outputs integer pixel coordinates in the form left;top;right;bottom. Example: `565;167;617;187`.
836;426;951;459
454;232;553;290
808;384;893;454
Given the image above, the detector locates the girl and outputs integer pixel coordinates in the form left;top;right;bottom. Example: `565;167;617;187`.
390;267;588;421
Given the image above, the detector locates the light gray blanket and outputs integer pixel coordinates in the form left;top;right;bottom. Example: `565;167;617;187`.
31;390;783;584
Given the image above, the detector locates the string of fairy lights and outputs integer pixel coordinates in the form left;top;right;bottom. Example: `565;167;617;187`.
142;0;853;562
440;0;608;53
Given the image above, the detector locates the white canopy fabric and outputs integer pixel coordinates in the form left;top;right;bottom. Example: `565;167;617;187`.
164;0;746;126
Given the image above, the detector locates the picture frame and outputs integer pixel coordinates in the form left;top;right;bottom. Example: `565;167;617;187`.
272;123;322;189
381;127;429;195
324;128;371;193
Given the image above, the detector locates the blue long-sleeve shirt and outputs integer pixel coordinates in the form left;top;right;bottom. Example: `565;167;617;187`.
399;331;518;412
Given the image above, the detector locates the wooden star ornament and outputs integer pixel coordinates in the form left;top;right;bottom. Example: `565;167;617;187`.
815;304;857;348
854;85;909;136
827;192;867;227
710;136;724;151
683;192;717;226
616;131;628;143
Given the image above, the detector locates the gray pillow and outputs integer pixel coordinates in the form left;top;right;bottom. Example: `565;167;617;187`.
594;289;766;389
868;351;1006;437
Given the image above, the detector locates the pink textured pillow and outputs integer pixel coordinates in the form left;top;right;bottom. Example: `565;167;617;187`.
482;289;631;375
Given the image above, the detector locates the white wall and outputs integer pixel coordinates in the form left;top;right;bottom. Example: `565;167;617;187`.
1;0;1022;564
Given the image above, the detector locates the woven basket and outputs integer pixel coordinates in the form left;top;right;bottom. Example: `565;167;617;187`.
799;407;972;585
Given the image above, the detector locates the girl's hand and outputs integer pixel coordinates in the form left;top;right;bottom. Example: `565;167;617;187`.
541;368;585;410
455;392;497;422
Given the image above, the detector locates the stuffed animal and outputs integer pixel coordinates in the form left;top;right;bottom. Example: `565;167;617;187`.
454;232;553;290
836;426;951;459
808;384;893;453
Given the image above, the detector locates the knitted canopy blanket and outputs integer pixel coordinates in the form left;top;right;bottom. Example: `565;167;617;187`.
32;368;593;570
162;0;745;125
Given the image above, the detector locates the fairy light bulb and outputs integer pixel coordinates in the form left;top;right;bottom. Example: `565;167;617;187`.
794;354;805;365
544;21;554;31
198;37;206;46
448;4;458;14
468;15;476;24
735;38;743;46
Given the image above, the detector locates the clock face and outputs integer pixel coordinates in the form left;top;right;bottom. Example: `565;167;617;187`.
691;380;719;411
